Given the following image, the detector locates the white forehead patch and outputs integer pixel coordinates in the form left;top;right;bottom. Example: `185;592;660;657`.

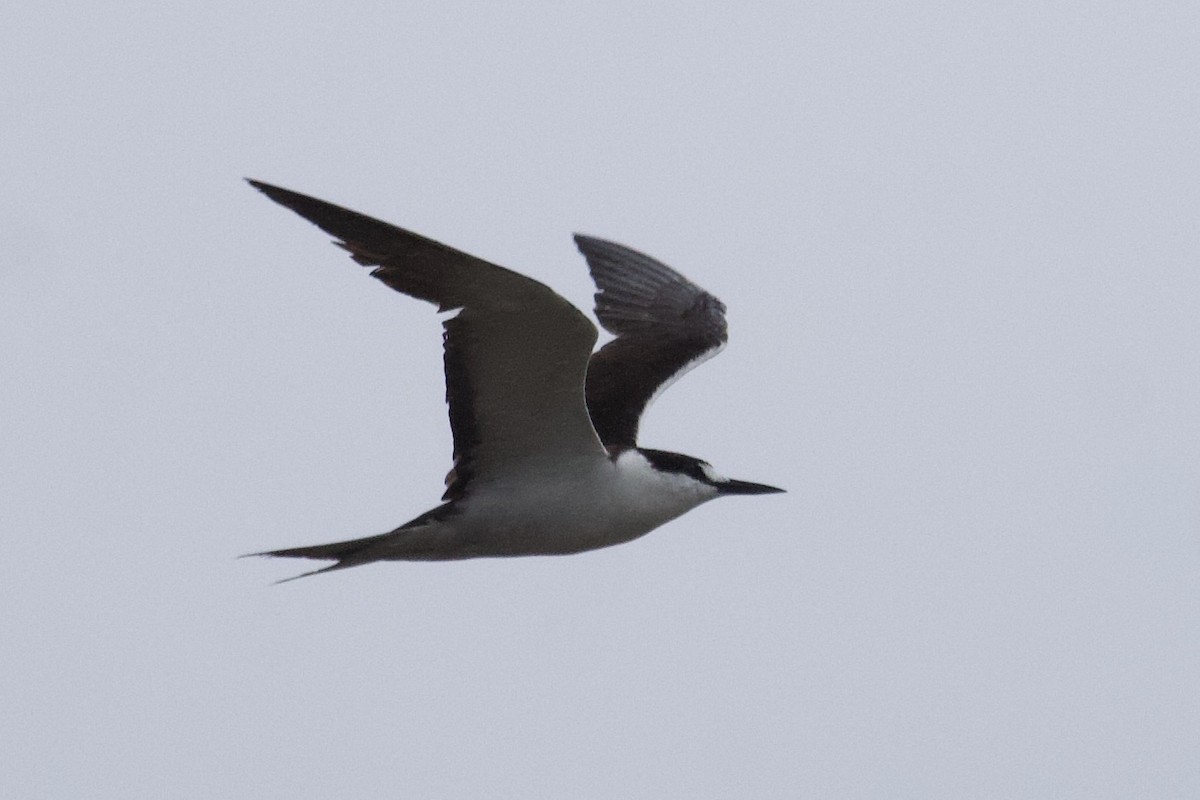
699;463;727;484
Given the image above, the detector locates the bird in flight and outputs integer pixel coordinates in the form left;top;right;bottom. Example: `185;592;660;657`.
247;180;783;580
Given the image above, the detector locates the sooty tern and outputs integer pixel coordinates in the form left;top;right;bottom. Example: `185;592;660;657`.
247;180;783;580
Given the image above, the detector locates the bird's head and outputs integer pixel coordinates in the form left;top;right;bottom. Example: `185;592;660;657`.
638;448;785;497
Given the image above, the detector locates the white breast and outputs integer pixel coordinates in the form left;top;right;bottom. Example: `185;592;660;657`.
453;450;719;556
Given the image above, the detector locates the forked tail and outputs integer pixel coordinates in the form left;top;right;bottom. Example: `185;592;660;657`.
246;531;399;583
246;504;459;582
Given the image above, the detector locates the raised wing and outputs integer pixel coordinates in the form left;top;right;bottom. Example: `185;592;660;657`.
249;180;605;500
574;235;728;447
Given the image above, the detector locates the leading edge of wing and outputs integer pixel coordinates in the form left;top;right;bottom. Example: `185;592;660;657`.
248;179;537;311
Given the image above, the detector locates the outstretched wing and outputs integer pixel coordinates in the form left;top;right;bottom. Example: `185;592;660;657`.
573;235;728;448
250;180;605;500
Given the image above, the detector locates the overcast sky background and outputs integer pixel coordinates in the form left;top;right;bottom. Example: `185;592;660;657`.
3;2;1198;797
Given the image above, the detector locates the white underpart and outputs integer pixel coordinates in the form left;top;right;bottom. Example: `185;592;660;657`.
641;340;726;418
612;449;721;521
426;449;721;557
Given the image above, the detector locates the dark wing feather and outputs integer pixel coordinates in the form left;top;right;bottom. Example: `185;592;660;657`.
250;180;605;499
573;235;728;447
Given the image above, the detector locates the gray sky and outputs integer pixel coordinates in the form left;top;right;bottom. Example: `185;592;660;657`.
3;2;1198;797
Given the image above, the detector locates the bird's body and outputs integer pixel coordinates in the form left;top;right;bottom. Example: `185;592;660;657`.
247;180;782;580
314;449;717;564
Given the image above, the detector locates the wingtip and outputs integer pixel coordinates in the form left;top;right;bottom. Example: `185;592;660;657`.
245;178;285;198
572;233;606;248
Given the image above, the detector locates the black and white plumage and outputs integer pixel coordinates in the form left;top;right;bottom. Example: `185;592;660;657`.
246;180;783;580
576;235;729;448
